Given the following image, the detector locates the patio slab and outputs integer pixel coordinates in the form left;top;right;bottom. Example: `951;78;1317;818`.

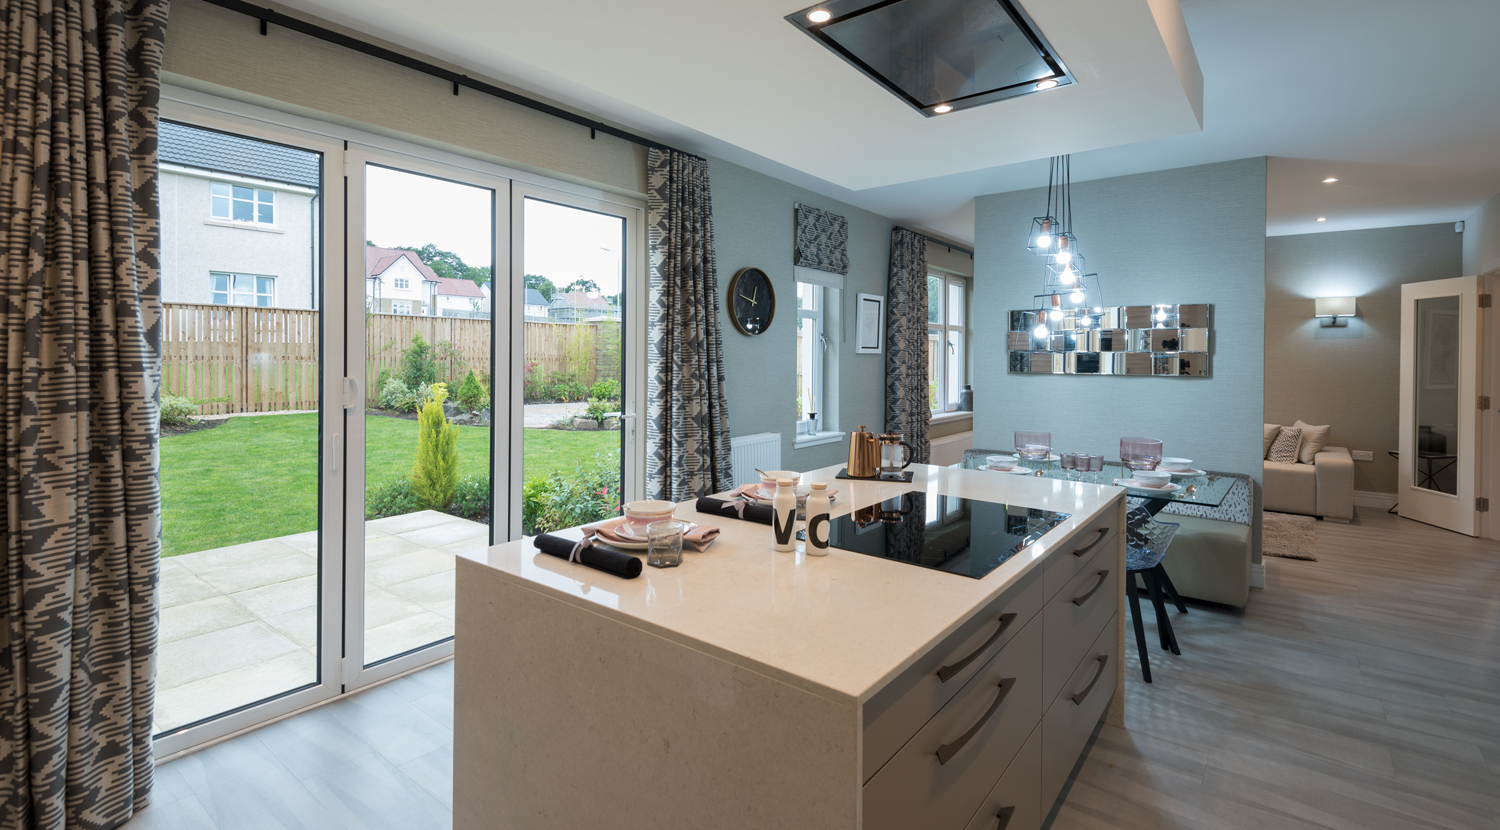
154;512;484;734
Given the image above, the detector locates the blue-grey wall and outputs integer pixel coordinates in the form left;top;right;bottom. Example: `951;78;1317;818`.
1266;223;1462;493
709;156;896;471
973;158;1267;559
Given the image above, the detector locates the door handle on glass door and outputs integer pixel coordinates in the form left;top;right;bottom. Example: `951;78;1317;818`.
332;433;340;476
343;377;360;409
621;412;636;438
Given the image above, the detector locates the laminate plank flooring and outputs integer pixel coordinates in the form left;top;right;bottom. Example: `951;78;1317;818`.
123;508;1498;829
1049;507;1500;830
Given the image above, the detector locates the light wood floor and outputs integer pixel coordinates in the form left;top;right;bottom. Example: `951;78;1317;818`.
125;507;1498;829
1049;507;1500;830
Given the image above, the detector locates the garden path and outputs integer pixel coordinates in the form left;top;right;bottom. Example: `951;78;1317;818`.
156;510;480;734
521;400;587;428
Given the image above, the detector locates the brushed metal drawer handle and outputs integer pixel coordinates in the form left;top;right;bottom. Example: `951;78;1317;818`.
936;613;1017;683
1071;569;1109;606
1070;655;1109;705
1072;527;1109;557
996;805;1016;829
936;677;1016;765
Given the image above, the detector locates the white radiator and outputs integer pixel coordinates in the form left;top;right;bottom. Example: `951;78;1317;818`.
730;433;781;488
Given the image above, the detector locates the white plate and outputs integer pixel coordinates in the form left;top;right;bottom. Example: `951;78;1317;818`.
1160;457;1193;466
982;464;1034;475
1162;467;1207;479
1014;453;1061;463
749;489;838;506
1113;478;1183;494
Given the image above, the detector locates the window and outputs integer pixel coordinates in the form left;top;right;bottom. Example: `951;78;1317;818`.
393;277;410;290
927;273;968;412
392;300;412;315
797;282;825;431
210;273;275;307
210;182;275;224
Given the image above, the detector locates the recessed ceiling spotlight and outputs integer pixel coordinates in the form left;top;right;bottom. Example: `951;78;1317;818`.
807;8;831;23
1316;217;1327;222
1035;80;1059;91
1321;177;1338;183
933;104;953;114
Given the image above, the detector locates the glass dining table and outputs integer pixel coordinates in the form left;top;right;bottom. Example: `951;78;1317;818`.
954;454;1238;518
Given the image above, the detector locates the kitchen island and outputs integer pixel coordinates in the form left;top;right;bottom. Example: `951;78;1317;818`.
453;463;1126;830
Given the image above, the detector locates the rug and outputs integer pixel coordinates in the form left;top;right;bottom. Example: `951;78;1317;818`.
1263;511;1317;560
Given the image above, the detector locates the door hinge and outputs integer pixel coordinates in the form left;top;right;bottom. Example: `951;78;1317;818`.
1482;395;1492;411
1481;294;1493;309
1477;497;1490;513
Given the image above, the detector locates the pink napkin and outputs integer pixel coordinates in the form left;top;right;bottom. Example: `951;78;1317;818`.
1123;479;1172;489
583;516;720;552
1160;464;1194;473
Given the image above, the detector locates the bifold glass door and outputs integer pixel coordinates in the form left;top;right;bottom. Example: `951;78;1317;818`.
154;111;346;757
156;92;645;753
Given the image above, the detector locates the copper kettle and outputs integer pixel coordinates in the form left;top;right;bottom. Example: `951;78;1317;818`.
847;425;879;478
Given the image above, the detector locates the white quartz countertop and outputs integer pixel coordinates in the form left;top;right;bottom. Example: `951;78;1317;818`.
458;463;1124;705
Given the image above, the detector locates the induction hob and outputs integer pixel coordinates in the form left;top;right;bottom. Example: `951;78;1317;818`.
824;492;1069;580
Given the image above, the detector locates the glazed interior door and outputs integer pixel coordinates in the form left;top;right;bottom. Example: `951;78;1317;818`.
1399;276;1483;535
344;147;510;688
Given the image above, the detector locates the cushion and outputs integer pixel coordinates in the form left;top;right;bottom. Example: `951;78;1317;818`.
1267;426;1302;464
1293;420;1330;464
1263;424;1281;458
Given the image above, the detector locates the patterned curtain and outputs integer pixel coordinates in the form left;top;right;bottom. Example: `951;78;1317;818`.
646;149;733;501
885;228;930;463
0;0;167;827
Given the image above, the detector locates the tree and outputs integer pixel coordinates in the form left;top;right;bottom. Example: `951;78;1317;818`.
563;278;600;295
524;273;556;302
406;243;492;288
411;383;458;510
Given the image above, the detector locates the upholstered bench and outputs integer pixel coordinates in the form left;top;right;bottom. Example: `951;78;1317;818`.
1143;473;1254;608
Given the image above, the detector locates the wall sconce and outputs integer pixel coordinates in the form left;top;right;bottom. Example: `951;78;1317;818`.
1314;296;1356;327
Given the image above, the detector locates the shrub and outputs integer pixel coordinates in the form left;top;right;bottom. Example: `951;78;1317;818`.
400;333;438;388
417;381;449;410
378;377;417;412
366;478;421;520
584;397;613;423
456;370;489;413
411;395;458;510
589;379;620;401
522;361;544;402
450;475;490;522
375;368;393;397
521;454;622;535
545;371;588;402
160;394;198;427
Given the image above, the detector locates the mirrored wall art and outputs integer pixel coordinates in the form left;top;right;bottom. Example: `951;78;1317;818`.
1008;304;1211;377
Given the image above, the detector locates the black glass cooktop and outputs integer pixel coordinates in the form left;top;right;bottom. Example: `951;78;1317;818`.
825;492;1069;579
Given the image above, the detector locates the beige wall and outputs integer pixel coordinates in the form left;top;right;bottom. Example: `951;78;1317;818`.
163;0;647;198
1265;223;1462;494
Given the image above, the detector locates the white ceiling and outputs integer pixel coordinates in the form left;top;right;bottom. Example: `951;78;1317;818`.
275;0;1500;244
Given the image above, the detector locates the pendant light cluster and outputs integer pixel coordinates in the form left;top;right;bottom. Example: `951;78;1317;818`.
1027;155;1101;339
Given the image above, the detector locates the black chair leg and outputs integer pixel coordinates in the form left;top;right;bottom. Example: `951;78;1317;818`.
1145;567;1181;656
1157;566;1188;614
1126;571;1151;683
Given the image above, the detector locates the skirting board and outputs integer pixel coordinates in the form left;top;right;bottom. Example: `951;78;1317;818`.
1250;563;1265;589
1353;490;1398;510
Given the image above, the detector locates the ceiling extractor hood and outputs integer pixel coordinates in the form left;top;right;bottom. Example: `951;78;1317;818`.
787;0;1073;118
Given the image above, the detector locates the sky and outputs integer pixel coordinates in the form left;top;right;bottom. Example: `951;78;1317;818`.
364;165;623;293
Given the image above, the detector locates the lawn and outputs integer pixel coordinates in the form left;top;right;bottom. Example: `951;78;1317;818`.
160;413;619;557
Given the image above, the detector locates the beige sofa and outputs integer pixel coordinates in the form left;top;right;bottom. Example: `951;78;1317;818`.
1263;446;1354;522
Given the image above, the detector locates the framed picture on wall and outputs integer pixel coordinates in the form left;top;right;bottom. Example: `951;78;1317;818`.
856;293;884;354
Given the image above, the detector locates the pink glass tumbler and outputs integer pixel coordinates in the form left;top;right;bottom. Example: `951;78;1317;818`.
1120;438;1164;472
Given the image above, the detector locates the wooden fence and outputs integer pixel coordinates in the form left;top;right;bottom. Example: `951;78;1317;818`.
162;303;619;415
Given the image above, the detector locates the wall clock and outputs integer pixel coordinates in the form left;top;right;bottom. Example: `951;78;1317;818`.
728;267;775;336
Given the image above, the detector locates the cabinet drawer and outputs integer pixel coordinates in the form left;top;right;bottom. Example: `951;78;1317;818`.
863;617;1043;830
1042;546;1118;705
1041;614;1117;808
1042;507;1120;602
863;567;1044;779
960;724;1041;830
